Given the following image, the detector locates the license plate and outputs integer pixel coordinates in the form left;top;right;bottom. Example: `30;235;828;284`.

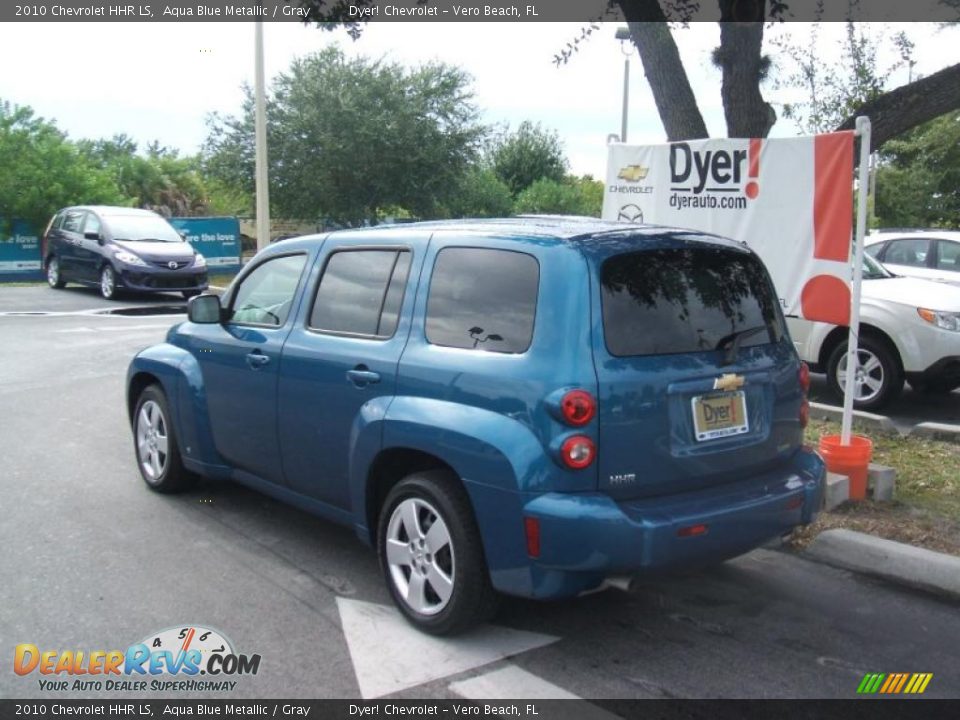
692;391;749;442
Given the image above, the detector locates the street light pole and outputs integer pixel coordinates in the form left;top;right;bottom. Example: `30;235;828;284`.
615;26;633;143
254;21;270;255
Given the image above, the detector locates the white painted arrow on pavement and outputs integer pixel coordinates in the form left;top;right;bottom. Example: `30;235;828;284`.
336;598;560;699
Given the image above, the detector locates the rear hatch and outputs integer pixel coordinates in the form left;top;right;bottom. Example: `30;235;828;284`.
581;230;805;500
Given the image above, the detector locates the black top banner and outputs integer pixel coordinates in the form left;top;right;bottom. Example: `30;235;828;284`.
4;0;960;23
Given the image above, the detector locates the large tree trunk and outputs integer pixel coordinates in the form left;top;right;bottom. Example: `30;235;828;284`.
715;0;776;138
618;0;708;141
835;63;960;151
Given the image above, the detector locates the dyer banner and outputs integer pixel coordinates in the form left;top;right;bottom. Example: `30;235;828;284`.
602;133;855;324
168;216;241;268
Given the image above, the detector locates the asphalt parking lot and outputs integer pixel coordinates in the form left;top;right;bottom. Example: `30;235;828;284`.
2;286;959;701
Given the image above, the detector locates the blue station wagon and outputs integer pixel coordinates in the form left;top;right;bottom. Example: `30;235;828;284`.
126;218;824;634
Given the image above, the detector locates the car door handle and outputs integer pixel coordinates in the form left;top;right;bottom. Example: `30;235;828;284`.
346;367;381;387
245;351;271;369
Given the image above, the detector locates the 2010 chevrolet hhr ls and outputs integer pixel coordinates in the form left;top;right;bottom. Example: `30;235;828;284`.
127;217;824;635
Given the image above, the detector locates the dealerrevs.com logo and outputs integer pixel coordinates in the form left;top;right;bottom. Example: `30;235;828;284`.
14;625;261;692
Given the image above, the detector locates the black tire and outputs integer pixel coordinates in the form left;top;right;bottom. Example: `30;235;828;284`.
133;384;195;494
826;335;903;411
100;264;119;300
378;471;499;635
46;256;66;289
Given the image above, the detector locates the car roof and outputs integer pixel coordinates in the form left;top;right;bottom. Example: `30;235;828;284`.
315;216;748;251
65;206;164;218
867;229;960;243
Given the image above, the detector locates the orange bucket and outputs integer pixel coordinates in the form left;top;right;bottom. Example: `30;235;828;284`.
818;434;873;501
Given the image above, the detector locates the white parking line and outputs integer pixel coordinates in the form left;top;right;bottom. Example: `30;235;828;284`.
449;665;581;700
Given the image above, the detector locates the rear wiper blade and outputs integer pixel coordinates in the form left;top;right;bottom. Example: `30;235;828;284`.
716;325;768;366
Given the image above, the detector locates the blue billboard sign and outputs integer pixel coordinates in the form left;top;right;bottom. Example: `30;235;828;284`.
0;219;42;279
168;216;241;269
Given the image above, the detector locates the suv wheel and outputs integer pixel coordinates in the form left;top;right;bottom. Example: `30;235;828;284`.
100;265;118;300
378;471;498;635
826;336;903;410
47;257;66;289
133;384;195;493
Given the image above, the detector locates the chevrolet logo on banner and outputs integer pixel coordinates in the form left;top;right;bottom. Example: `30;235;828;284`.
617;164;649;182
857;673;933;695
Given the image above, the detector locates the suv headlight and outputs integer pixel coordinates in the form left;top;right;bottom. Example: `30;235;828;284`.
194;252;206;267
114;250;147;267
918;308;960;332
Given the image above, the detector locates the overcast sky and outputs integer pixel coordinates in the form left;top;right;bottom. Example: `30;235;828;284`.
1;21;956;178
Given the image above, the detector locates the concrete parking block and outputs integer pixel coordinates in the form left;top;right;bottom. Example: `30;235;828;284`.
806;528;960;601
911;422;960;443
824;472;849;511
809;402;900;435
868;463;896;502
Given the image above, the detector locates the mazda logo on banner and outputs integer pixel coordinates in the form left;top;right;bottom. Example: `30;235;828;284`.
617;204;644;223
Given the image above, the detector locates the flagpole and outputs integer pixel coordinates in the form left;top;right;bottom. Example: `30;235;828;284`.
254;21;270;254
842;117;871;444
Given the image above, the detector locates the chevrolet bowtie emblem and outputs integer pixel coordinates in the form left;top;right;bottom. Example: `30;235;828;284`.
617;164;649;182
714;373;745;392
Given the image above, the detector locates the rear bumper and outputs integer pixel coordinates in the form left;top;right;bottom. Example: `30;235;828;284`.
484;448;824;599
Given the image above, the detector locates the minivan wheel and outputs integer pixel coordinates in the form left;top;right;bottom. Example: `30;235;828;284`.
47;257;66;288
826;337;903;410
133;384;195;493
378;471;498;635
100;265;118;300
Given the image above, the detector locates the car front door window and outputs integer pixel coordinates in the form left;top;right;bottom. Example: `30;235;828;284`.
229;254;307;327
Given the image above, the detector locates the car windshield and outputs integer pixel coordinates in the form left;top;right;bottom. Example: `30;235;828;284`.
863;253;893;280
105;214;183;243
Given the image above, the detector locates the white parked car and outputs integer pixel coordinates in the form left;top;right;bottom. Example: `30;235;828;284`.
787;255;960;410
865;229;960;287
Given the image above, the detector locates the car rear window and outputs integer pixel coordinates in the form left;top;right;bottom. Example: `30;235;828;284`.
600;247;784;357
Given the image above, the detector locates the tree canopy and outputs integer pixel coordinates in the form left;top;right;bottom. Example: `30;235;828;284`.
203;46;486;226
0;100;125;232
488;121;568;198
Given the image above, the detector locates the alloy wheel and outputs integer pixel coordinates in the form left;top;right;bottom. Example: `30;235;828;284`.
385;497;455;616
136;400;169;483
836;348;885;404
101;266;115;299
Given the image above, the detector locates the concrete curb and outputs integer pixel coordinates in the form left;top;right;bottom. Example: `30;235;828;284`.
804;528;960;602
810;401;960;444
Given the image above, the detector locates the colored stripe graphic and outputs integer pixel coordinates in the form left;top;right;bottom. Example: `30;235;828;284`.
858;673;932;694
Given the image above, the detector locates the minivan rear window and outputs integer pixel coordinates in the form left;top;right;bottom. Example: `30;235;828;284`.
600;247;784;357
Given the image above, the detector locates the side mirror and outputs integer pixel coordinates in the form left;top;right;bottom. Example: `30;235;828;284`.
187;294;222;324
84;231;103;244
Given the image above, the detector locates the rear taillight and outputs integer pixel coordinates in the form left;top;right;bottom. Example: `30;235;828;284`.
560;390;596;426
798;362;811;394
561;435;596;470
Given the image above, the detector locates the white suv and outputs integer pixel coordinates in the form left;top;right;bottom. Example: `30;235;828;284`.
787;255;960;410
866;229;960;287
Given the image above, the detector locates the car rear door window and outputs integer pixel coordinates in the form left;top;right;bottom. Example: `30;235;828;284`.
884;238;931;267
601;247;784;357
426;247;539;354
935;240;960;272
229;254;307;327
309;249;412;338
